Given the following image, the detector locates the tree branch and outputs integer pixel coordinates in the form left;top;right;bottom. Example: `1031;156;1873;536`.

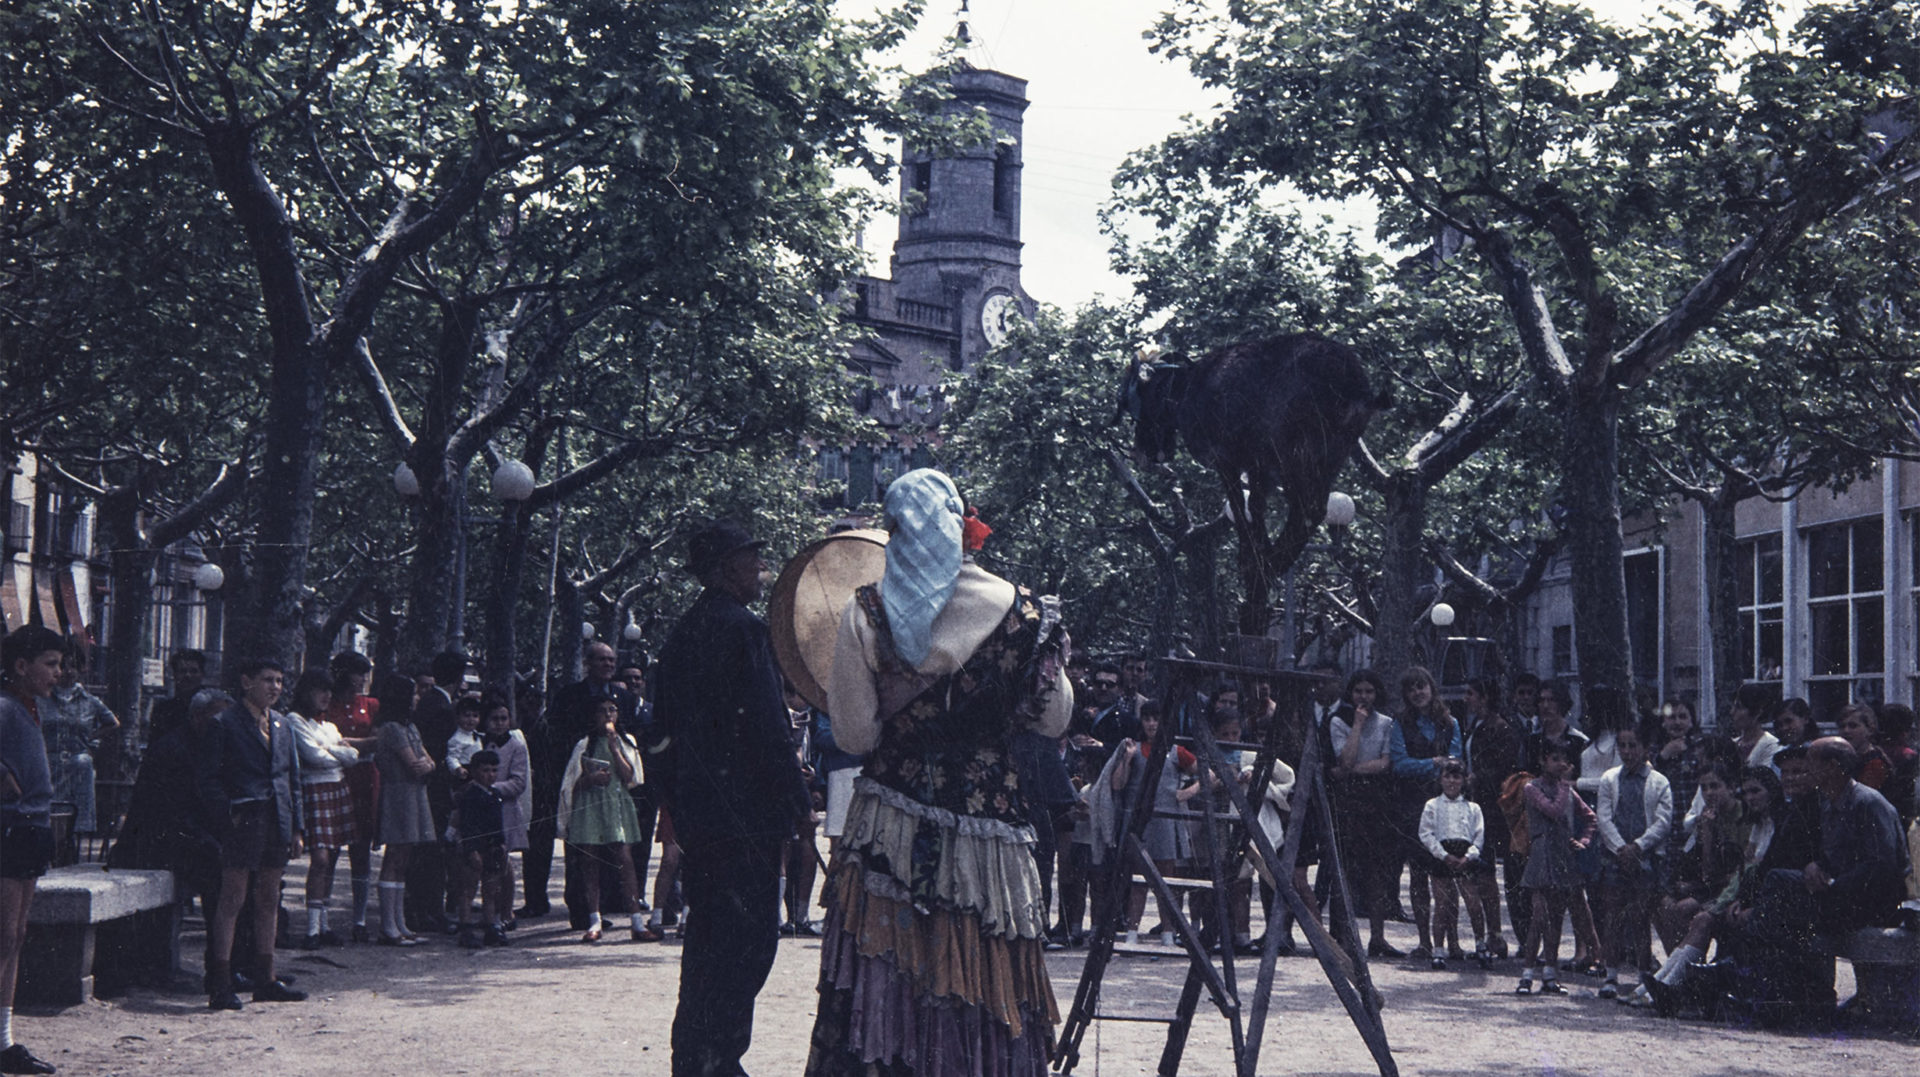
1479;229;1576;391
1408;385;1521;483
350;336;416;452
148;459;249;549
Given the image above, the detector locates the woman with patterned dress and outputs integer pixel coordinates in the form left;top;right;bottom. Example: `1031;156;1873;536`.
324;651;381;940
556;697;647;943
372;675;436;945
807;469;1073;1077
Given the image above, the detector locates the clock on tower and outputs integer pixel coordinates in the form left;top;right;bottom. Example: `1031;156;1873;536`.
980;292;1019;349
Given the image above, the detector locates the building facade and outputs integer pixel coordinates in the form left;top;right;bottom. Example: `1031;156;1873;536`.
822;64;1037;507
1520;457;1918;727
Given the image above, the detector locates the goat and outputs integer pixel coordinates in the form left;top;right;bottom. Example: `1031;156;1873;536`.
1120;332;1386;635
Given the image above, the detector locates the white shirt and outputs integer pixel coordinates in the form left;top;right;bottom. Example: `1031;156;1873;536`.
1419;792;1484;861
289;712;360;785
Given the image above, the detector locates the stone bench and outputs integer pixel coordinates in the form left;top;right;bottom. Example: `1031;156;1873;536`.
19;865;178;1006
1832;925;1920;1032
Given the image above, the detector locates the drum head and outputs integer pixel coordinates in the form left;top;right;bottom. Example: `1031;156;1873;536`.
768;529;888;712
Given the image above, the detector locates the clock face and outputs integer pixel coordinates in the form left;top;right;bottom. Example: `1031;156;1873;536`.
980;292;1019;348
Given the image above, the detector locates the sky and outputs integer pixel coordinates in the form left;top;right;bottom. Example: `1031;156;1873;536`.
834;0;1710;311
836;0;1225;310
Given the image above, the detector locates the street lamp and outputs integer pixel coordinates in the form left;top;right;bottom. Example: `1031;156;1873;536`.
1283;490;1354;663
392;462;421;497
491;460;536;502
622;620;643;642
1430;602;1456;628
580;622;596;640
192;562;225;592
1324;491;1356;528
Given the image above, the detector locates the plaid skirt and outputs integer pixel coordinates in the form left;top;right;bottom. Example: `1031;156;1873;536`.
304;779;361;848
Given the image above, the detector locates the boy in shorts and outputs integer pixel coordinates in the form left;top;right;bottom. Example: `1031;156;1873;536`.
454;750;511;947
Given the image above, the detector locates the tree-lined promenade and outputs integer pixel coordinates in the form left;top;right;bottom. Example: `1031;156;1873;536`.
0;2;1913;708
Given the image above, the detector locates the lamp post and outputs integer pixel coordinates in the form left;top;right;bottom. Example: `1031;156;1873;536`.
1281;491;1354;665
192;562;225;592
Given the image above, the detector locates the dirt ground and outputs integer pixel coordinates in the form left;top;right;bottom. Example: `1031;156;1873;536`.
16;850;1912;1076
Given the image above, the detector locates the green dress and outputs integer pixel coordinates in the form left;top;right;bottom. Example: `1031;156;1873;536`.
566;736;642;846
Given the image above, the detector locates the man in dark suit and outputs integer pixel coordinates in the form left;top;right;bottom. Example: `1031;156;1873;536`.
651;520;810;1077
405;650;468;932
199;658;306;1010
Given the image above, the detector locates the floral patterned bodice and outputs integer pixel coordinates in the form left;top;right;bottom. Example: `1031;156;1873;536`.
855;584;1058;828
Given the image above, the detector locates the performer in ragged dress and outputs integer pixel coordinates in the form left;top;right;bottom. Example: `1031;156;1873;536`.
807;469;1073;1076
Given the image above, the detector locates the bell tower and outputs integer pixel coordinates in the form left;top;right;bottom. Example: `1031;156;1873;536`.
888;62;1032;371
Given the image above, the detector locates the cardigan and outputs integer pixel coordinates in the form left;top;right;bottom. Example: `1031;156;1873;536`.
1595;762;1674;855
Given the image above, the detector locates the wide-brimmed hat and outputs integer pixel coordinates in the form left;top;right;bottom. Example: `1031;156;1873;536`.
685;518;766;575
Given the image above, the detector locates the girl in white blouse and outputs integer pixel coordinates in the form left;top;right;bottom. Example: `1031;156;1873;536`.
1419;758;1488;969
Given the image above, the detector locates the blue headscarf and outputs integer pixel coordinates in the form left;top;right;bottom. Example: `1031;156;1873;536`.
880;468;965;668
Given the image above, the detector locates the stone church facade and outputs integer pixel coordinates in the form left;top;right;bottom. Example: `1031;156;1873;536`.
819;64;1037;507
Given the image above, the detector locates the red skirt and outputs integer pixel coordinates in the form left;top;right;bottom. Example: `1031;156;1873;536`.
304;778;361;849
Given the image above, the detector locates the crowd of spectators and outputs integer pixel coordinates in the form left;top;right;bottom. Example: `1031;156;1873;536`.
4;624;1919;1074
1044;656;1917;1030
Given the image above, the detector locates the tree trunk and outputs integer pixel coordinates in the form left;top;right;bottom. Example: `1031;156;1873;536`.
1700;490;1743;722
97;489;151;732
483;499;533;696
401;453;464;671
1184;539;1224;659
554;567;586;685
1371;475;1428;682
203;124;324;671
1561;383;1635;702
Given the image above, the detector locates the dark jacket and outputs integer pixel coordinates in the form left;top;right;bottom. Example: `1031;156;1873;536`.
200;703;304;844
650;588;810;850
1815;781;1909;931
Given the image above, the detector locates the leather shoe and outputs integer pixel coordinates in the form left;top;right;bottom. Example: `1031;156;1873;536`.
515;903;551;919
253;979;308;1003
0;1043;57;1074
208;991;244;1011
1367;939;1405;959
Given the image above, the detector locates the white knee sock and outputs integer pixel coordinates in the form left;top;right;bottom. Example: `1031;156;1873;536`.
630;912;646;932
1;1006;13;1049
1655;943;1703;986
307;902;325;937
351;875;372;926
379;882;403;937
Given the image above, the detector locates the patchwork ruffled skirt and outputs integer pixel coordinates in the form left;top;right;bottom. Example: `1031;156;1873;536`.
806;777;1058;1077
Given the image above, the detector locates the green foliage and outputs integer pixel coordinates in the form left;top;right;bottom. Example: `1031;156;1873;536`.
3;0;951;675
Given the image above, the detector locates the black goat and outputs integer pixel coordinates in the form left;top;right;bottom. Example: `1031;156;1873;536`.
1120;333;1386;635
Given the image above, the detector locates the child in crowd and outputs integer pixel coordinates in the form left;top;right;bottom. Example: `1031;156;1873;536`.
1109;703;1199;945
558;698;647;943
1594;726;1672;1000
1516;743;1595;995
445;695;486;781
1419;758;1488;969
453;750;511;948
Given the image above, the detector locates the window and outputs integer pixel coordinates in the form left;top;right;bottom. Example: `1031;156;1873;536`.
1805;519;1883;722
877;446;908;487
1552;625;1574;677
993;148;1015;216
1736;534;1784;684
817;447;847;483
907;160;931;215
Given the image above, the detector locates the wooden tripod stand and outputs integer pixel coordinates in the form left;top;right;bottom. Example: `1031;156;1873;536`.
1053;659;1398;1077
